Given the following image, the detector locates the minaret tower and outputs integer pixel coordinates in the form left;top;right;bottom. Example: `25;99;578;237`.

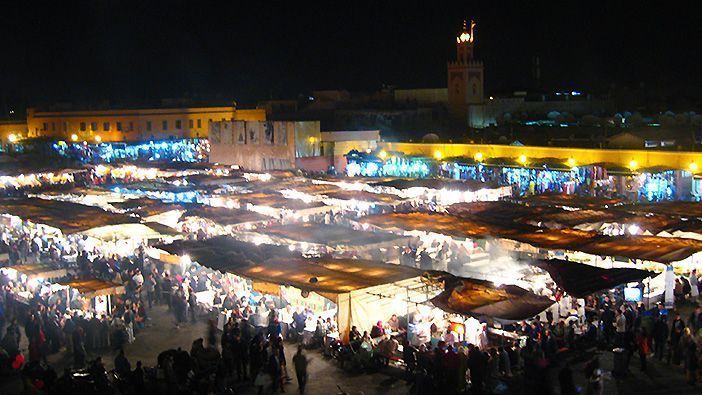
448;19;484;127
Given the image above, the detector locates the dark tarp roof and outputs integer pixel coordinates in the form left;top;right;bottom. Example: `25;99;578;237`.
184;174;247;187
431;278;553;321
324;190;401;204
362;212;702;263
531;259;655;298
449;201;682;234
519;193;625;209
0;198;138;233
260;223;407;246
182;206;271;226
620;202;702;219
361;212;507;239
236;192;327;210
370;178;499;192
111;198;184;217
158;236;421;294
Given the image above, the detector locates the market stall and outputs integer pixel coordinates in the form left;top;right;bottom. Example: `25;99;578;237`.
56;278;127;315
158;236;442;342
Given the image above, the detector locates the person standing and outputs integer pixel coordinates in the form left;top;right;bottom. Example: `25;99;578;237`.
188;287;197;324
292;345;308;394
145;274;156;309
671;314;685;365
73;326;86;368
652;315;668;360
636;328;649;372
690;269;699;301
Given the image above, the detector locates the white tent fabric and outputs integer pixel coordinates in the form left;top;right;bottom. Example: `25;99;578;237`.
337;276;441;342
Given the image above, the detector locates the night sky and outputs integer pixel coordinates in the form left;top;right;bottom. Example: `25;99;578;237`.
1;1;701;112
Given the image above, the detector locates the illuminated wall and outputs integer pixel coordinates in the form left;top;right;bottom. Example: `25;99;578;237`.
26;106;265;142
0;121;28;141
379;142;702;173
209;120;296;171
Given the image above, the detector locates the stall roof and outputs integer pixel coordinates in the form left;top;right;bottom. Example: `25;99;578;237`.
324;190;402;204
158;236;422;294
370;178;499;192
236;192;327;210
184;174;247;187
182;206;271;226
0;198;138;233
58;278;126;298
360;212;507;239
531;259;655;298
260;223;407;247
0;163;87;177
6;263;68;280
449;201;680;233
111;198;185;217
78;222;181;241
110;181;194;193
362;211;702;264
431;278;553;321
519;193;625;209
620;202;702;219
286;183;342;195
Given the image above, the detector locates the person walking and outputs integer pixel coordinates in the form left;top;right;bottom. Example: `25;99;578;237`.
292;345;308;394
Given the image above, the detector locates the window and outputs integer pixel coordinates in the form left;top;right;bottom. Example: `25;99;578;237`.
42;122;47;131
116;122;122;131
63;122;68;131
91;122;97;131
129;122;134;131
162;120;168;130
51;122;55;131
197;119;202;128
146;121;152;131
188;119;194;129
80;122;86;131
176;120;182;129
103;122;109;131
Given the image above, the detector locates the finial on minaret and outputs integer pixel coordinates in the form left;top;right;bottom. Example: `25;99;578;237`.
456;19;475;44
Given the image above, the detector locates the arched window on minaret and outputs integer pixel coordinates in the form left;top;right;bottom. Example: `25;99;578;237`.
472;83;477;95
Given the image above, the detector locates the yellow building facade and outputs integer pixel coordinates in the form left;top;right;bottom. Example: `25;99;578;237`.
379;142;702;173
25;106;265;142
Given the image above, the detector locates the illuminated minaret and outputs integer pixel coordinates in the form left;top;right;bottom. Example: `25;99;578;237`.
448;19;484;127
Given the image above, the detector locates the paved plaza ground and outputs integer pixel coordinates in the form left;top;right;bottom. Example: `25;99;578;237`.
2;304;701;394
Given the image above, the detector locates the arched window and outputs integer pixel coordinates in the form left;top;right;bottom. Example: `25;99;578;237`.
472;84;477;95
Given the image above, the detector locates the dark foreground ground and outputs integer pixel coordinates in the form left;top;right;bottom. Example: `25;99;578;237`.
1;304;700;394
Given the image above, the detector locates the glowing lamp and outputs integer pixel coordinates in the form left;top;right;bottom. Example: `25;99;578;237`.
434;150;443;160
449;322;465;335
690;162;698;172
627;224;640;235
70;134;78;142
628;159;638;171
566;157;576;168
378;150;388;160
8;134;17;143
94;135;102;143
307;136;317;143
518;154;528;165
474;152;484;162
